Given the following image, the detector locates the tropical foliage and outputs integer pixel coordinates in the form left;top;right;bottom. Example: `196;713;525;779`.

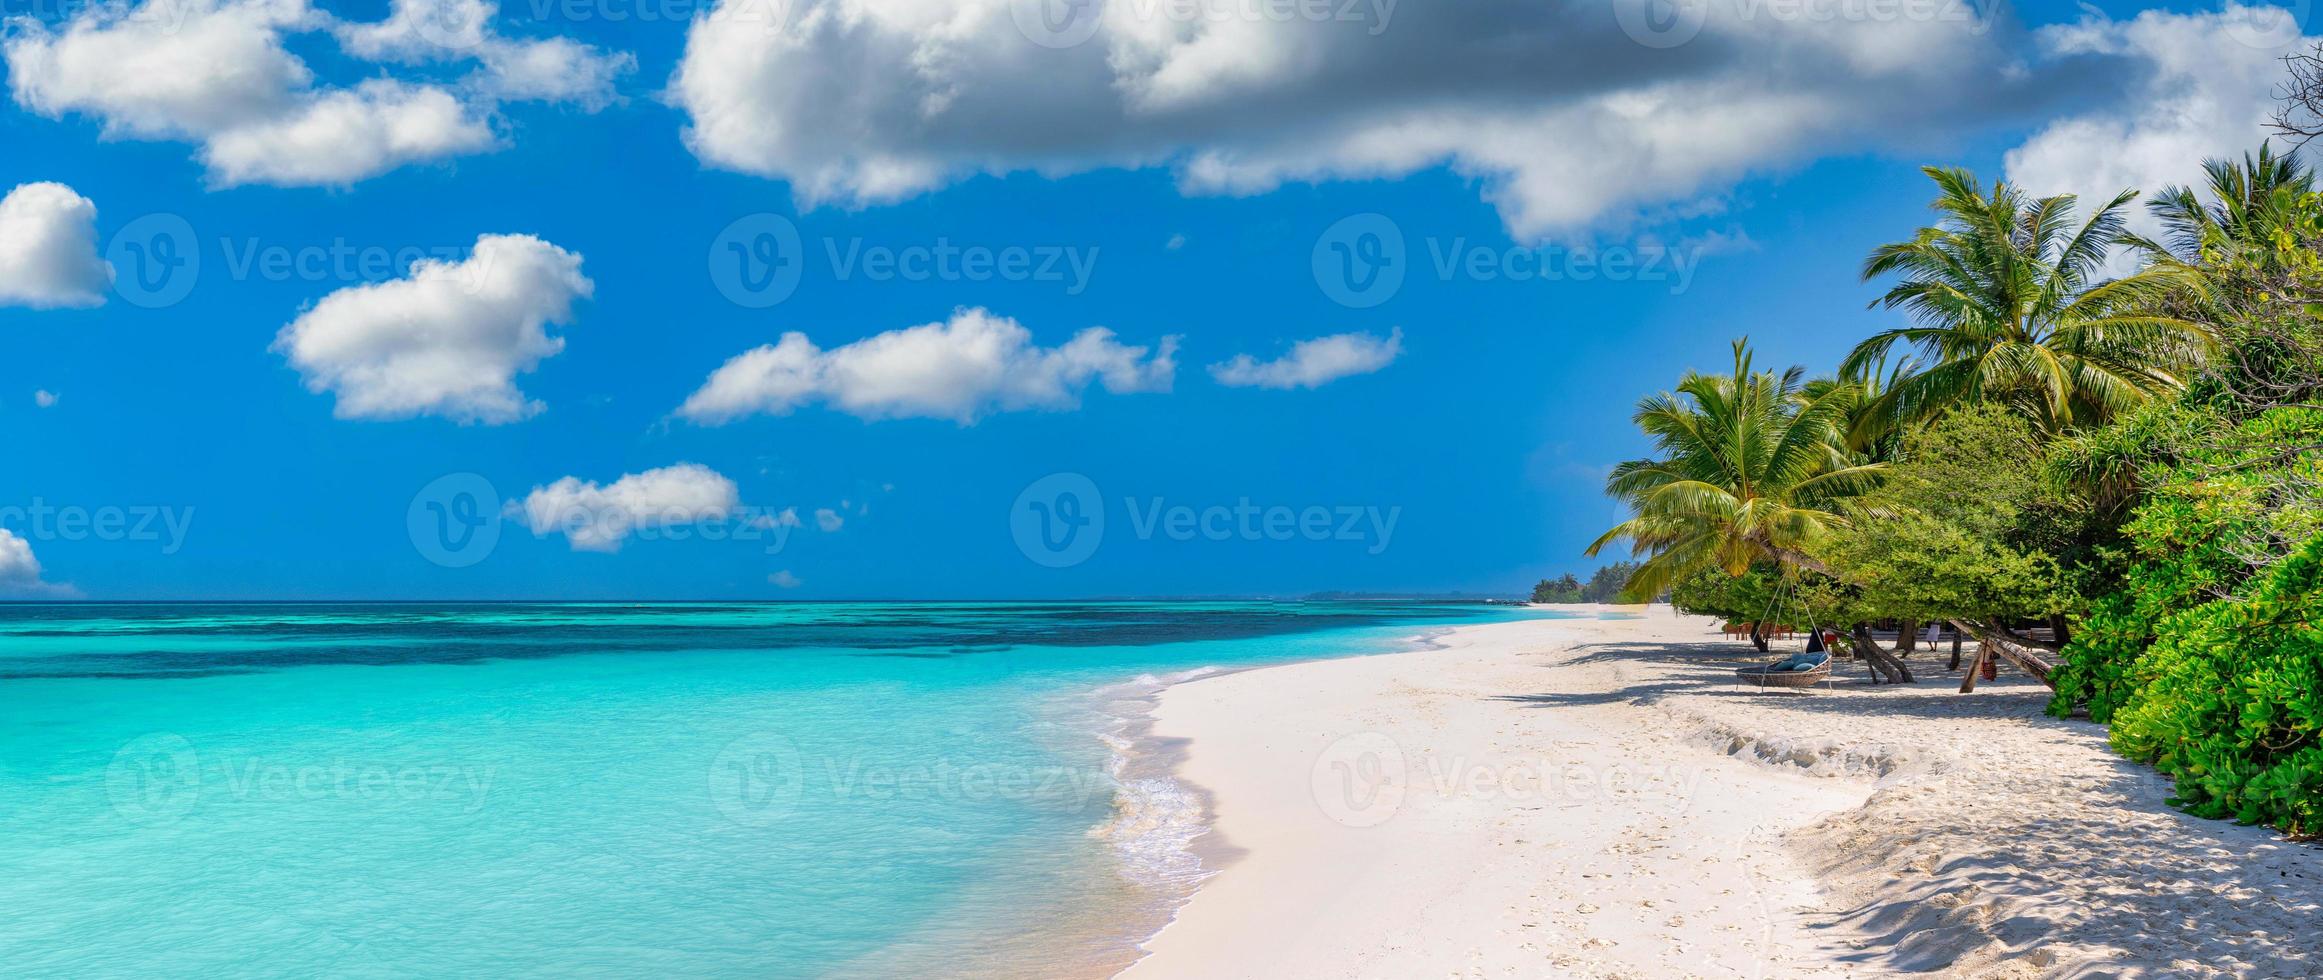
1585;341;1885;601
1584;111;2323;835
1532;563;1641;603
1841;167;2211;436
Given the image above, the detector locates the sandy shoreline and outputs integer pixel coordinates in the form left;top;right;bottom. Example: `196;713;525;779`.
1117;607;2321;979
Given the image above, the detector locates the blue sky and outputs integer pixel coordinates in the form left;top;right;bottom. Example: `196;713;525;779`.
0;0;2309;599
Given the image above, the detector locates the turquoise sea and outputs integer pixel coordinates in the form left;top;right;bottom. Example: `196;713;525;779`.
0;601;1549;977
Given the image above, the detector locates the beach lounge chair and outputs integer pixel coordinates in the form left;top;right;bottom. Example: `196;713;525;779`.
1735;651;1832;690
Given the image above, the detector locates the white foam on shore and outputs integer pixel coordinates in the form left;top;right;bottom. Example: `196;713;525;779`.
1084;665;1224;891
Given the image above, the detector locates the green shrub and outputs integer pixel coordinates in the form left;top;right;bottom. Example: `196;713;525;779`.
2047;406;2323;835
2108;535;2323;836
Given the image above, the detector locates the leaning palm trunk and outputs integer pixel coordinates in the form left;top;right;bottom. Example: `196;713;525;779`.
1848;624;1915;684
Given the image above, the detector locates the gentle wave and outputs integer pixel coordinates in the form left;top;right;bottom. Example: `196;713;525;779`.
1084;665;1225;893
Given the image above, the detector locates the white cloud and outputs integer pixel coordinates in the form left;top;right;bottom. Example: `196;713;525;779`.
813;507;843;532
0;528;41;582
4;0;626;187
0;182;109;309
668;0;2032;239
1210;328;1402;389
768;569;802;588
199;80;494;187
5;0;318;140
0;528;72;597
2005;4;2316;251
272;234;591;424
677;308;1176;424
33;389;58;407
513;463;741;552
333;0;633;109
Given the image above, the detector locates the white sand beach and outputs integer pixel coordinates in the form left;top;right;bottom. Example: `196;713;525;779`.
1120;608;2321;979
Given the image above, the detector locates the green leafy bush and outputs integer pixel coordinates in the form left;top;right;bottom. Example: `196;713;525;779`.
2047;406;2323;834
2108;535;2323;836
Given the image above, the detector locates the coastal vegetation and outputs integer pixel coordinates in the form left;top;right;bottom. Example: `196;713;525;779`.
1591;69;2323;838
1531;561;1639;603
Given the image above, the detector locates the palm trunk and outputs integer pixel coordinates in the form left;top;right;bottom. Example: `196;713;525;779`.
1897;618;1918;653
1849;624;1915;684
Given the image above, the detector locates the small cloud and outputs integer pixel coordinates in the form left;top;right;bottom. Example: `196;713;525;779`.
814;508;844;533
511;463;740;552
768;569;802;588
1165;233;1186;250
675;308;1176;425
1210;328;1403;390
33;390;58;408
0;183;110;310
273;234;591;424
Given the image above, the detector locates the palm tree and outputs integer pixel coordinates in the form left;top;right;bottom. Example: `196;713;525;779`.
1840;167;2210;436
1586;340;1886;603
2128;143;2314;266
1809;353;1918;464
